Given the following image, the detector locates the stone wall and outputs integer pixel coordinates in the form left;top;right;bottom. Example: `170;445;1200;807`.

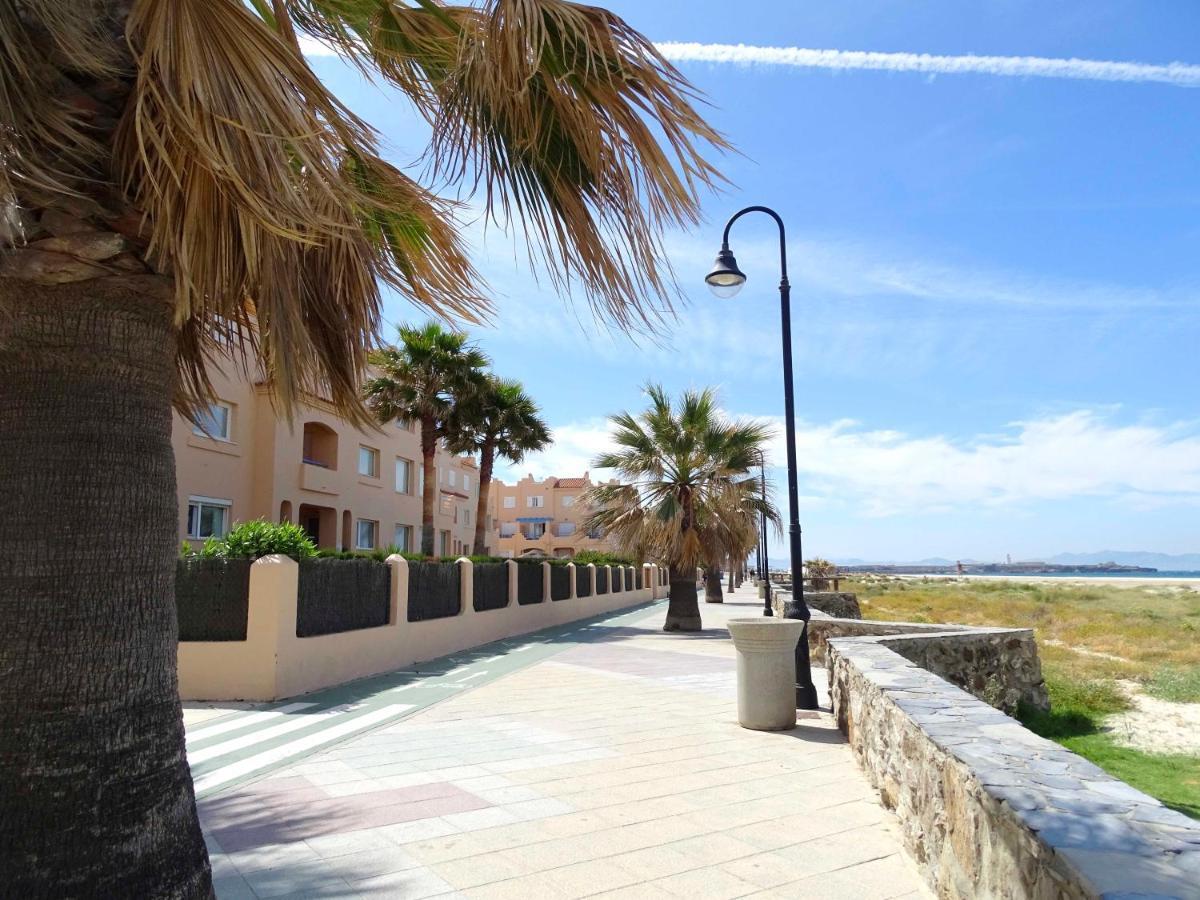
827;636;1200;899
809;618;1048;714
770;590;861;620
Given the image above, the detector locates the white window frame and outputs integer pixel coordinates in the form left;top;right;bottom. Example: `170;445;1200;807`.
186;496;231;539
527;495;545;508
192;402;232;441
395;457;412;494
358;445;380;478
355;518;378;550
561;495;575;507
448;469;457;487
463;474;471;492
503;496;516;509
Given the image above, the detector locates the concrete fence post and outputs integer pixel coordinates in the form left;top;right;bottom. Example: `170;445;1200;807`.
542;561;551;604
585;563;596;599
505;559;518;608
566;562;577;599
386;554;409;625
457;557;473;616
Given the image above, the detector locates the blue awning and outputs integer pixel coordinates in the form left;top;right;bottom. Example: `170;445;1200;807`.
516;516;552;523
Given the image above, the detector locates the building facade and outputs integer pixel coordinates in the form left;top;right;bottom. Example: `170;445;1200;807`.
174;367;477;557
485;473;620;558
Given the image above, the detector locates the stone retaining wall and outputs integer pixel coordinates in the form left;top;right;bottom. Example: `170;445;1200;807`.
827;635;1200;899
810;618;1048;714
770;590;862;619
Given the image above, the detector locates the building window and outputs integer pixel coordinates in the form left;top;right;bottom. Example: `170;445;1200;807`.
192;402;231;441
440;531;450;556
395;457;412;494
503;496;516;509
463;474;471;492
355;519;378;550
358;446;379;478
448;469;457;487
561;495;575;507
393;524;412;552
418;466;424;496
396;418;413;431
187;498;230;539
527;496;544;508
462;507;471;525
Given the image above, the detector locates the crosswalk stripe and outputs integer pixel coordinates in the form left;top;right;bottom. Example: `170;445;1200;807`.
193;704;411;796
185;702;317;745
188;704;356;765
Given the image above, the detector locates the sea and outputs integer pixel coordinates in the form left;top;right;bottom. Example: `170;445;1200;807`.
1029;571;1200;580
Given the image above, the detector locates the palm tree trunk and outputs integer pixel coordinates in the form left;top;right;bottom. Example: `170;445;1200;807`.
705;565;724;603
727;563;734;593
419;416;437;556
472;441;495;556
664;565;702;631
0;277;212;897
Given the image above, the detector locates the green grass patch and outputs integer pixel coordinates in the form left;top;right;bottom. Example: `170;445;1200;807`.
1145;667;1200;703
1019;670;1200;819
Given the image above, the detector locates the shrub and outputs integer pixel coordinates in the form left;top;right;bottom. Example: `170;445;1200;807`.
573;550;635;567
202;519;317;561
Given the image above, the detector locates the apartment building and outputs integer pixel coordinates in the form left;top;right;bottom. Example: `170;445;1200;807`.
485;472;621;558
174;367;477;557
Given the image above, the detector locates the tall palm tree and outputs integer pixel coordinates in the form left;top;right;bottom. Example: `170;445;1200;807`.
0;2;726;893
583;386;777;632
448;376;551;555
365;323;488;556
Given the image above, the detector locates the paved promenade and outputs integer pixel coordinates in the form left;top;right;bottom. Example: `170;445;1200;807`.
187;587;928;899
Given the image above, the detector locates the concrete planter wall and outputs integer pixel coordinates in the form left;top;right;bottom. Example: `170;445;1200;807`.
179;556;663;701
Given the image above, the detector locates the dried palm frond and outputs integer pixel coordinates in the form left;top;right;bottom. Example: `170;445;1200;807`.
278;0;731;331
116;0;485;420
0;1;117;241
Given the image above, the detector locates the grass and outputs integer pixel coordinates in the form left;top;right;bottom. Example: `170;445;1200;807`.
848;577;1200;819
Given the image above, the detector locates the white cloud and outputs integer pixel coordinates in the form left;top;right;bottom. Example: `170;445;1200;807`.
509;409;1200;516
656;42;1200;88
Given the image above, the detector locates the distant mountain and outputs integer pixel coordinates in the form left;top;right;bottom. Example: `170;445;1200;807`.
831;551;1200;570
1048;551;1200;571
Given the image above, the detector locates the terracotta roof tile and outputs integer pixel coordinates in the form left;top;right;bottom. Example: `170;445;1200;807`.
554;477;588;488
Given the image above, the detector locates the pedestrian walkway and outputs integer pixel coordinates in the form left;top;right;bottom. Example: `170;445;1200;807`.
191;586;929;899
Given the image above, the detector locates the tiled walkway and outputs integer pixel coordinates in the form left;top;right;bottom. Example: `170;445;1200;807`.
192;587;929;899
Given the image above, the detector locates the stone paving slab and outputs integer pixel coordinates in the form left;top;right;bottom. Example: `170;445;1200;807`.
194;587;929;898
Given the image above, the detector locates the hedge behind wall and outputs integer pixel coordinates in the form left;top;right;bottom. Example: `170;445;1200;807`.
517;562;544;604
408;560;461;621
177;557;252;641
296;558;390;637
473;563;509;612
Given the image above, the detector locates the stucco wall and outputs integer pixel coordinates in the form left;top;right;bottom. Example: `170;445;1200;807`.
827;636;1200;899
179;558;662;701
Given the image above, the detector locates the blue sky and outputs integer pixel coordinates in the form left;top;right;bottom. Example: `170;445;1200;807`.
304;1;1200;563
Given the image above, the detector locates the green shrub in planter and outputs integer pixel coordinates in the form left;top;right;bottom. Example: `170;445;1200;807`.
202;519;317;561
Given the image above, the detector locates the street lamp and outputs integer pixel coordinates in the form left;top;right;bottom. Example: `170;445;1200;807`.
706;206;820;710
752;447;772;617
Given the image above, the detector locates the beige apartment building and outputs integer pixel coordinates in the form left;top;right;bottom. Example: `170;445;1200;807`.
485;473;621;558
174;367;477;557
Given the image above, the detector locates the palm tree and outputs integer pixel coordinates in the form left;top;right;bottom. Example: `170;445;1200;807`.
448;376;551;555
365;323;488;556
583;386;777;632
0;2;726;893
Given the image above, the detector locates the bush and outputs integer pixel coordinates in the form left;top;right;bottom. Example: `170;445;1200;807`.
314;545;423;562
573;550;635;567
201;519;317;561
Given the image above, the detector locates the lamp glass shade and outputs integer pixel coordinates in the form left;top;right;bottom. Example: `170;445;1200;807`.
705;248;746;298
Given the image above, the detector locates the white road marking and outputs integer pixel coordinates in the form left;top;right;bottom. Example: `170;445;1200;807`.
185;702;317;744
188;704;357;765
192;705;413;796
455;672;486;682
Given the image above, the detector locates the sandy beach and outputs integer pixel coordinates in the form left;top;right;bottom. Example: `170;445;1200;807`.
886;573;1200;590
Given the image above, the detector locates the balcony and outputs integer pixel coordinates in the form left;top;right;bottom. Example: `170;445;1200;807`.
299;461;338;495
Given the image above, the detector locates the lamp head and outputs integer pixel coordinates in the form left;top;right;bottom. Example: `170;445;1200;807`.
705;247;746;299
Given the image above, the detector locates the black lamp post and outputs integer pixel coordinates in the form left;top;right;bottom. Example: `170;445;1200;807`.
706;206;820;710
752;447;772;617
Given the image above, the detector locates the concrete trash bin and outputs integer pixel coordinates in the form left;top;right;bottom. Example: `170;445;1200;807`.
726;618;806;731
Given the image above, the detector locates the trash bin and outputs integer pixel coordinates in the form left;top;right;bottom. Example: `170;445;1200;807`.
726;618;806;731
